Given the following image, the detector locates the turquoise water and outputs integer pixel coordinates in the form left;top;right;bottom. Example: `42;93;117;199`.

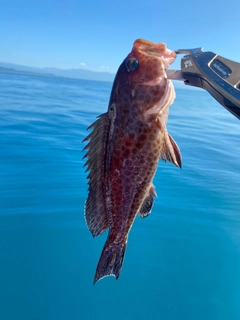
0;72;240;320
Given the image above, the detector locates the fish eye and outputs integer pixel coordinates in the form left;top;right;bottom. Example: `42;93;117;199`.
125;58;139;72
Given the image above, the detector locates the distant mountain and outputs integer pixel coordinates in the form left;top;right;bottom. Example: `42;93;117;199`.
0;62;115;82
0;62;194;90
0;66;56;77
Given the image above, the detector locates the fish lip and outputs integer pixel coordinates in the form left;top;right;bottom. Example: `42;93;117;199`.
133;39;176;65
138;48;176;60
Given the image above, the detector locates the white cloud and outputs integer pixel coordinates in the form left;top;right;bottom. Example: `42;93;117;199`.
79;62;86;67
100;66;110;70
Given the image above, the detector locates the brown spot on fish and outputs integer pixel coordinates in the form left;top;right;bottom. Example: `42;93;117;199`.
83;38;181;284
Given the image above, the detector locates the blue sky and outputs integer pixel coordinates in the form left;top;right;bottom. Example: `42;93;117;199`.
1;0;240;73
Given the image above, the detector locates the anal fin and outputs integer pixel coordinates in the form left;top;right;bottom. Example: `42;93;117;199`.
138;185;156;218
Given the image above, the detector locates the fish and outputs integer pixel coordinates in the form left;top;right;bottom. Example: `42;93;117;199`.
83;39;182;284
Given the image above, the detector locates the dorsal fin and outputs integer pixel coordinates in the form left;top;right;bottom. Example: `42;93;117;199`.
83;113;110;237
138;184;156;218
161;133;182;168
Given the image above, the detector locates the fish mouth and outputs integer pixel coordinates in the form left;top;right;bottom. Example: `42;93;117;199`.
134;39;176;68
134;39;167;53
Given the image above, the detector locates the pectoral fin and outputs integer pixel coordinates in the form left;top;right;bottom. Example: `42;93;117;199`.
161;133;182;168
138;185;156;218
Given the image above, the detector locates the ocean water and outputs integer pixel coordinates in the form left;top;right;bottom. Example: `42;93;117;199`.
0;72;240;320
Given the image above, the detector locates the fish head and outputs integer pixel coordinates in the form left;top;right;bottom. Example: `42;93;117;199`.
112;39;176;116
125;38;176;84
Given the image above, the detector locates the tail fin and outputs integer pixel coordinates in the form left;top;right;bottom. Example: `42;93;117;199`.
94;239;127;284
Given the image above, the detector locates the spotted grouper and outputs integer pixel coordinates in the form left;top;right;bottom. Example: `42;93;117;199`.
83;39;181;283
